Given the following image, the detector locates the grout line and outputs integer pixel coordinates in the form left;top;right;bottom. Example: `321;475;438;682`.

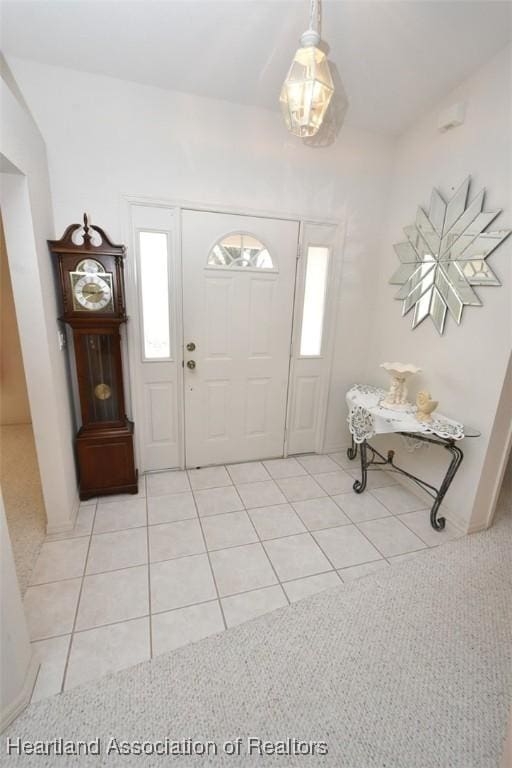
73;613;151;636
145;486;153;659
27;572;88;590
393;511;440;548
148;512;199;525
66;613;151;639
59;499;98;694
191;482;234;492
242;504;291;606
151;597;223;619
96;495;148;507
30;561;149;586
385;548;430;565
371;496;427;517
350;514;428;562
216;579;298;602
225;464;271;485
338;519;391;563
337;559;391;578
31;616;149;645
278;567;340;586
191;490;229;631
44;531;92;543
30;631;72;643
145;489;194;501
28;660;42;703
299;532;342;575
85;524;148;539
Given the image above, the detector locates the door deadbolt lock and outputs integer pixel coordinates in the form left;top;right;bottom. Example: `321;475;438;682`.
186;342;196;351
187;360;196;370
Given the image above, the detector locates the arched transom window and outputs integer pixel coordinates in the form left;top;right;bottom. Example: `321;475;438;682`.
207;233;275;270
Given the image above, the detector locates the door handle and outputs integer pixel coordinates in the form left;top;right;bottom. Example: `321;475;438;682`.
187;360;196;370
186;342;196;351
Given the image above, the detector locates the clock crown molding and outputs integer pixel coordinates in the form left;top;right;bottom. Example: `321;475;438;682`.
48;212;126;259
48;213;127;323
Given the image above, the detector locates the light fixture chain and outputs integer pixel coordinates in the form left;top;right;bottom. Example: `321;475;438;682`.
308;0;319;33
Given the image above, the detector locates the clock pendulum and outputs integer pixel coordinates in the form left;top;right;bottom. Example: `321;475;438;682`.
94;382;112;401
89;335;112;417
48;214;138;500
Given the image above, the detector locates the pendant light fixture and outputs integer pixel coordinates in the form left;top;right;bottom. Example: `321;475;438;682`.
280;0;334;138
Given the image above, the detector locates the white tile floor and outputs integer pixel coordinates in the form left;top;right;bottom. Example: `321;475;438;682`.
26;453;463;702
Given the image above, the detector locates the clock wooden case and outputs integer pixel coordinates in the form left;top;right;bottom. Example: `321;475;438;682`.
48;214;138;500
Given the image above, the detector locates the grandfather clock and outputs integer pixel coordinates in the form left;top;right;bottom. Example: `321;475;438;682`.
48;214;138;500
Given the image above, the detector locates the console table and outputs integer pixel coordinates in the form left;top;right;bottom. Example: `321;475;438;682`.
346;384;479;531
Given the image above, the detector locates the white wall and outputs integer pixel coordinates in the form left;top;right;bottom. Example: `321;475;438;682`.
6;57;396;453
0;489;38;730
0;56;78;532
366;45;512;531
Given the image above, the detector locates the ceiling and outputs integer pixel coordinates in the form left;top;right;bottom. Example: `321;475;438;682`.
1;0;511;135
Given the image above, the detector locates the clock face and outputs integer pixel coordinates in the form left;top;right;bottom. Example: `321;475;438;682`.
71;269;114;312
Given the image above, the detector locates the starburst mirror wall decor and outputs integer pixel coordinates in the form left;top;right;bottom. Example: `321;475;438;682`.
390;177;511;335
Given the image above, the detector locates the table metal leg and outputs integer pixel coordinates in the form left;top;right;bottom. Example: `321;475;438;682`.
347;435;358;461
353;439;367;494
348;432;464;531
429;441;464;531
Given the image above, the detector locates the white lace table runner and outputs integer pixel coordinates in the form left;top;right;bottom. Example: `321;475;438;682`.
346;384;465;444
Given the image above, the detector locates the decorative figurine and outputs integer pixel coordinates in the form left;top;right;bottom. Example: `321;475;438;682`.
416;391;438;422
380;362;421;410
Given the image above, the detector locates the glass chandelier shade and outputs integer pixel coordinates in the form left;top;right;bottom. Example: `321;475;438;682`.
280;29;334;138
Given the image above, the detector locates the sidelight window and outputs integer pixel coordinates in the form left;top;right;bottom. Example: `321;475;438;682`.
299;246;330;356
138;230;171;359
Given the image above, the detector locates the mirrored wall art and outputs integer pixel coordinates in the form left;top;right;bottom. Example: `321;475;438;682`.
390;177;511;334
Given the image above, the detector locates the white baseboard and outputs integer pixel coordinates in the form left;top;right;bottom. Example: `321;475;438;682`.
460;517;491;536
321;441;351;455
0;653;40;733
46;492;80;536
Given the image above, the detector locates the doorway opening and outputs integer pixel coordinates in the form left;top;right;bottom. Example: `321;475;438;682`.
0;211;46;592
470;350;512;532
126;202;340;473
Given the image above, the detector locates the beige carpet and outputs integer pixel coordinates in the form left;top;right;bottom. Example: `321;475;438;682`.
3;464;511;766
0;424;46;592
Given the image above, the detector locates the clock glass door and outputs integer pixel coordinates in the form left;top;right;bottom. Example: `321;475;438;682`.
81;333;120;423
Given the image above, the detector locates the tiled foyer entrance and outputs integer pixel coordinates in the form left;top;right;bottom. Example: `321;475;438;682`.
24;452;461;702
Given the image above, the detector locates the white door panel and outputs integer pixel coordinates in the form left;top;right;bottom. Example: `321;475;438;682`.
128;204;182;471
182;210;299;467
287;223;339;455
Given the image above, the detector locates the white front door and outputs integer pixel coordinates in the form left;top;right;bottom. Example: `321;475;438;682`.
181;210;299;467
